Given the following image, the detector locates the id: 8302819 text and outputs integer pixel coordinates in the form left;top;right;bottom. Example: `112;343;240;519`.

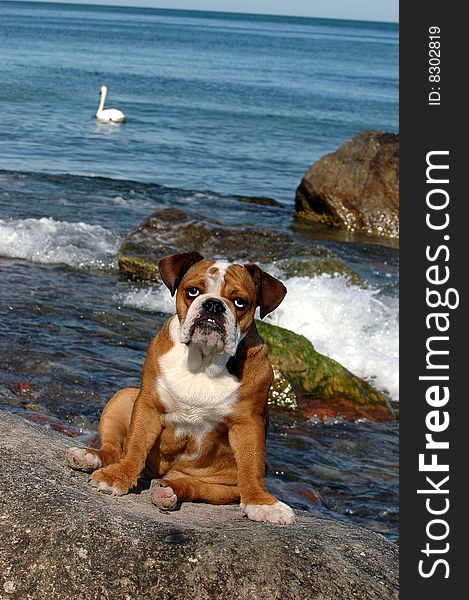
428;26;441;106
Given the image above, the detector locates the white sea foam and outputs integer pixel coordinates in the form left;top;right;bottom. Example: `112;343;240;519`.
110;195;130;207
117;285;175;314
265;274;399;402
0;217;121;270
116;274;399;402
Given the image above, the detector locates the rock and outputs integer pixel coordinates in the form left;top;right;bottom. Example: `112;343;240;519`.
238;196;282;207
258;321;394;422
275;257;365;287
295;131;399;240
12;381;37;399
267;367;298;411
0;411;398;599
117;208;322;283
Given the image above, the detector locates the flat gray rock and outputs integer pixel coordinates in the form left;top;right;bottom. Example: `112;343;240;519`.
0;412;398;599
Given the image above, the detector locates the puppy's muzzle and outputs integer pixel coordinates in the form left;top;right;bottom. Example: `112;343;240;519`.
191;298;227;335
180;294;239;356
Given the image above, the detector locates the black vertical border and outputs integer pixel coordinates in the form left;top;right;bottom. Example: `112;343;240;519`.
400;2;466;597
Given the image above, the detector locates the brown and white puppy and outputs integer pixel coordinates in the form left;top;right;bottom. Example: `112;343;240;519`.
67;251;295;525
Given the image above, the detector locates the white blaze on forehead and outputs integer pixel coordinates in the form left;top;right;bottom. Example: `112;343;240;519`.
205;261;231;295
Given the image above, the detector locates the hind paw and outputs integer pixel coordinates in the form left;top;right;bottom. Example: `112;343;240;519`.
150;480;178;511
66;447;102;473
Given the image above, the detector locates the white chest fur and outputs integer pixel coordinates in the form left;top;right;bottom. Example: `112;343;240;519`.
156;316;240;442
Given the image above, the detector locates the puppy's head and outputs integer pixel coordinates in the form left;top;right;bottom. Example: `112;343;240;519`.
158;252;286;356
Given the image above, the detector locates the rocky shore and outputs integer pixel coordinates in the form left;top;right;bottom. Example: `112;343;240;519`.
0;411;399;599
0;131;399;598
116;130;399;283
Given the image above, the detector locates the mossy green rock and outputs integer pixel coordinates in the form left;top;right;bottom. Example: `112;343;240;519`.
275;257;365;287
117;254;160;282
257;321;393;421
267;367;298;411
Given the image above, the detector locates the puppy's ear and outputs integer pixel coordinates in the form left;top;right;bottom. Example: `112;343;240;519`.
158;251;204;296
244;264;287;319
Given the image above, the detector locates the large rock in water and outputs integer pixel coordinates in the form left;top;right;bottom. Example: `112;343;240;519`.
259;322;394;422
117;207;296;282
0;412;398;599
295;131;399;240
117;207;334;283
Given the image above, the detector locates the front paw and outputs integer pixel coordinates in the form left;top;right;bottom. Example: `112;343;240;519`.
89;464;136;496
240;500;296;525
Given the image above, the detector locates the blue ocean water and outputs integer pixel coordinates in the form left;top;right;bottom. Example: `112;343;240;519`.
0;2;399;539
0;1;398;201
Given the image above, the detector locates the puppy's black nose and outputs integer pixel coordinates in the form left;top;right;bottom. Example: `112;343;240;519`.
202;298;226;315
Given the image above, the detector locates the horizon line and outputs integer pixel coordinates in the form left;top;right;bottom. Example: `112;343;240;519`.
3;0;400;25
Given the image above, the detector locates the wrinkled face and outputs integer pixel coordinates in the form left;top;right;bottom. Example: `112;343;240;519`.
176;260;258;356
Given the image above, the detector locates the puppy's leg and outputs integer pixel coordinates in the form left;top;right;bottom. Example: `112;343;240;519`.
89;389;163;496
228;415;295;525
150;477;239;511
66;387;138;473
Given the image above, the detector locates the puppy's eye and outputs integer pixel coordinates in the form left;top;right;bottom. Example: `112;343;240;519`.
233;298;248;309
186;287;200;298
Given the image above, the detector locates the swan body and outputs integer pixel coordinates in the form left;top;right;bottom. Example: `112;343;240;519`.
96;85;127;123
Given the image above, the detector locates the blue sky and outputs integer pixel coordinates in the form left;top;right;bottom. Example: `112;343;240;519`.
20;1;399;22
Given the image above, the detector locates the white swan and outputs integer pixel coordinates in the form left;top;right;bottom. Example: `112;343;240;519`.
96;85;127;123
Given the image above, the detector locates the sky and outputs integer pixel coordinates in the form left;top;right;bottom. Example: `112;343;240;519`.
17;1;399;23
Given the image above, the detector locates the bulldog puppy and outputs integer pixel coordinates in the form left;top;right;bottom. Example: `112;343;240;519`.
67;251;295;525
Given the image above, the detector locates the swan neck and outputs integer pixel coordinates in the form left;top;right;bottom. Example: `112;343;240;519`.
97;88;107;113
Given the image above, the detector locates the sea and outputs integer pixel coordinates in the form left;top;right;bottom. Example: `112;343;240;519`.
0;1;399;540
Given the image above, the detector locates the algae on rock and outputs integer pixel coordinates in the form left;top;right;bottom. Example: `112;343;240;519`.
258;321;393;422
